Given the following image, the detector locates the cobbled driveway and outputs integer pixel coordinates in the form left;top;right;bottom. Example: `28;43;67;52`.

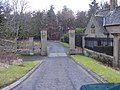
13;41;98;90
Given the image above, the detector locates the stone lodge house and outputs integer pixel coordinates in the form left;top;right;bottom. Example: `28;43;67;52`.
85;0;120;68
85;0;119;38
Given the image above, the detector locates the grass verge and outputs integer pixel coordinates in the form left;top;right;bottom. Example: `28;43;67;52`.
71;55;120;83
20;54;34;56
59;42;69;48
0;61;40;88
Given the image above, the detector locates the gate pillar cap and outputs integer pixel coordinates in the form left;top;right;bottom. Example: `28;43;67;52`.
41;29;47;31
111;33;120;36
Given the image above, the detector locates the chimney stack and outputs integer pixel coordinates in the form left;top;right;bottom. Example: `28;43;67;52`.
110;0;118;10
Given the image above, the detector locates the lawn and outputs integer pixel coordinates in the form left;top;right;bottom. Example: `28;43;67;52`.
0;61;40;88
71;55;120;83
59;42;69;48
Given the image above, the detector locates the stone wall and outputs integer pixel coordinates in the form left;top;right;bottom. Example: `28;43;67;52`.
0;39;16;52
118;39;120;68
0;52;22;66
84;48;114;67
0;39;22;67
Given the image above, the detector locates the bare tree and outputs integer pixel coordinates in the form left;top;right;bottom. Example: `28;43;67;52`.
10;0;29;49
0;0;15;39
11;0;28;36
20;0;28;14
12;0;18;14
12;0;28;14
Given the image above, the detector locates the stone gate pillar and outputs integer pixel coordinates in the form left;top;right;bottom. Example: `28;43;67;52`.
69;30;75;54
82;34;88;55
82;35;85;54
29;37;34;55
41;30;47;56
113;34;119;68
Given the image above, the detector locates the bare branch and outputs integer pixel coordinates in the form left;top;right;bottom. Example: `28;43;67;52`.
20;0;28;14
12;0;18;14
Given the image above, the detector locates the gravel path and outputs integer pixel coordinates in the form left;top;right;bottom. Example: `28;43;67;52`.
13;41;98;90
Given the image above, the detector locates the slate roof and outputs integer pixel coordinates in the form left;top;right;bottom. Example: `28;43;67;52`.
87;6;120;35
95;6;120;26
96;9;110;17
104;6;120;26
93;9;110;34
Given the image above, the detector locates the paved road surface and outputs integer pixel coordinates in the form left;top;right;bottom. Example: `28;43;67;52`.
13;41;98;90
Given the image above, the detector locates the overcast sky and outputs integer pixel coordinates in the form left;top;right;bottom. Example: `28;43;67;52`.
21;0;120;13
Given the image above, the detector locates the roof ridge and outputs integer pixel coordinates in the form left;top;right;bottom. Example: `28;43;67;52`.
96;8;110;13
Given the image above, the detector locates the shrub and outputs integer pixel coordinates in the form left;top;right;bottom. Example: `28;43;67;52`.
75;28;85;34
60;33;69;43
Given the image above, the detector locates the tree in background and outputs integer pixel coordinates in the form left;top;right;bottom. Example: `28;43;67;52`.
62;6;75;30
57;6;75;35
0;0;111;40
88;0;99;20
0;1;13;39
11;0;29;39
75;11;88;28
47;5;58;40
30;10;47;39
100;1;110;10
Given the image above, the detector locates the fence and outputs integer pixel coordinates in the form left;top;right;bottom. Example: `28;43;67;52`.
61;34;83;48
85;37;113;56
75;34;82;47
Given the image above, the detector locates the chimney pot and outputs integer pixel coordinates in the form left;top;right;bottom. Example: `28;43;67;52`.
110;0;118;10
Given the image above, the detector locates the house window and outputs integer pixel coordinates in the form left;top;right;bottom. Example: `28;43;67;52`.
98;40;101;46
91;28;95;34
91;24;95;34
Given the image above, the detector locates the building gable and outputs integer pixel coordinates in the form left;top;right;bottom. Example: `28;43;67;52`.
85;15;107;38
